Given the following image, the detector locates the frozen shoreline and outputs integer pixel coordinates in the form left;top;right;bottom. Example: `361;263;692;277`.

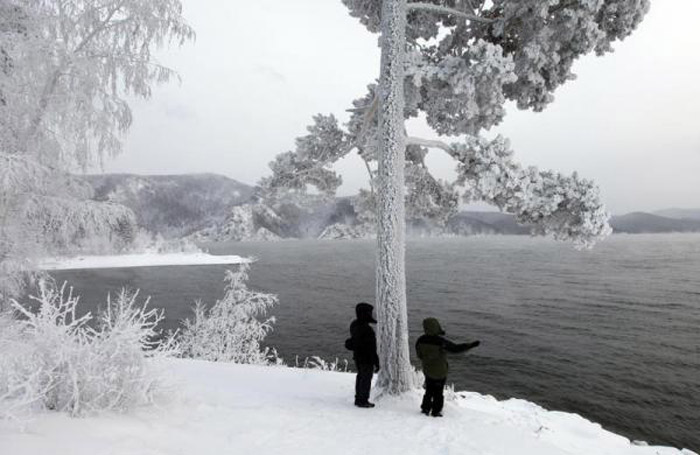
2;359;696;455
38;252;251;271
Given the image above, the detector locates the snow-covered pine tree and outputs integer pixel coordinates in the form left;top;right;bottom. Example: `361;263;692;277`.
264;0;650;394
0;1;194;308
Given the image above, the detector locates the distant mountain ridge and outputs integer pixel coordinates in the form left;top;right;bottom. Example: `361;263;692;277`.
439;212;700;236
611;212;700;234
448;211;530;235
653;208;700;221
85;173;700;240
86;173;254;237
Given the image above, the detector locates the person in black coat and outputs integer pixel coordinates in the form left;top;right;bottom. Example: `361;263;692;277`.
348;302;380;408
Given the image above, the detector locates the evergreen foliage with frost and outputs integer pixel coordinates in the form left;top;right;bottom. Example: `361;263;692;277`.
0;281;175;420
189;203;285;242
0;0;194;306
179;265;279;365
263;0;650;244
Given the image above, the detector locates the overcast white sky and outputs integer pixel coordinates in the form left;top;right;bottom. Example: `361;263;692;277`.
105;0;700;214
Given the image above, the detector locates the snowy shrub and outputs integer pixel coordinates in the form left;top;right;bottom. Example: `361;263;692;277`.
0;313;48;422
443;383;458;403
294;356;350;372
179;264;278;365
409;367;426;391
0;281;175;419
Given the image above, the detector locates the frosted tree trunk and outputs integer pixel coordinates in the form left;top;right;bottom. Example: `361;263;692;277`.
375;0;413;394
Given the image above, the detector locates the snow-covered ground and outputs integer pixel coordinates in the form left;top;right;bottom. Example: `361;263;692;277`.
38;252;250;271
2;359;695;455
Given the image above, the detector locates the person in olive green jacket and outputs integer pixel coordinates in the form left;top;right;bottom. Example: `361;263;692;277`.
415;317;480;417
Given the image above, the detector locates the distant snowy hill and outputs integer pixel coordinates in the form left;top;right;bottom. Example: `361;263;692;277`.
190;198;358;242
653;208;700;222
448;211;530;235
85;173;700;240
610;212;700;234
451;212;700;235
450;212;700;235
86;174;255;237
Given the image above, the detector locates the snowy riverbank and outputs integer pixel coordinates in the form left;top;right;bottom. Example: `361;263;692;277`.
38;252;250;271
2;359;696;455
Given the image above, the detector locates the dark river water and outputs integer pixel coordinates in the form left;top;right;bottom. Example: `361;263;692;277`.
52;235;700;452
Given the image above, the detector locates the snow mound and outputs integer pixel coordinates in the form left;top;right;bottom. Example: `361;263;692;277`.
38;252;250;271
2;359;695;455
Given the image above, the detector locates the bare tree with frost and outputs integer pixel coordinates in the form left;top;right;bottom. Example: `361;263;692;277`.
265;0;650;393
0;1;194;307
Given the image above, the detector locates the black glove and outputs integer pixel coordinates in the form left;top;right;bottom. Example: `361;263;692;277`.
374;364;381;373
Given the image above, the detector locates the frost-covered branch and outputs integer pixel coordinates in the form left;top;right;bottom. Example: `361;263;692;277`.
259;114;349;197
21;196;137;252
407;134;611;246
452;136;612;248
406;2;492;23
361;156;376;195
406;136;454;154
357;94;379;142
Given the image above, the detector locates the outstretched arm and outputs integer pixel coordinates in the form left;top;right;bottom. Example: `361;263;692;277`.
444;339;480;353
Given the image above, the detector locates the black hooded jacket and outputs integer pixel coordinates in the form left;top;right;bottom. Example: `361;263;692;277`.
349;303;380;367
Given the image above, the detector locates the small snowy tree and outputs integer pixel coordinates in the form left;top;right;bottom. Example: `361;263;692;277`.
0;0;194;307
265;0;649;393
179;265;279;365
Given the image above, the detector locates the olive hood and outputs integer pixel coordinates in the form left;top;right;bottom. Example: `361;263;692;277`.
422;317;445;336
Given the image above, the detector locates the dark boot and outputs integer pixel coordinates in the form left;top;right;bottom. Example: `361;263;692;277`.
355;401;375;408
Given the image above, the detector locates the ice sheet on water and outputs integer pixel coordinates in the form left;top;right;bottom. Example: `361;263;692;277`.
37;252;250;271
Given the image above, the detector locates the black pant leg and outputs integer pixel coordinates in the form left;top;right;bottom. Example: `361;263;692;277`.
421;384;433;413
354;362;373;404
431;378;447;415
423;377;440;413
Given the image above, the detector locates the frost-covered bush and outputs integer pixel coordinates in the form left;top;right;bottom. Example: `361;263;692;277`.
0;281;175;419
294;356;350;372
179;265;278;365
0;313;48;422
